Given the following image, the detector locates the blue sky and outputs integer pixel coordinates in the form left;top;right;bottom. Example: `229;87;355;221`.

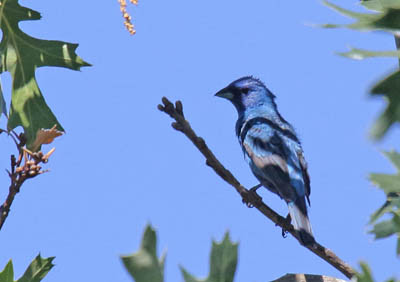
0;0;399;281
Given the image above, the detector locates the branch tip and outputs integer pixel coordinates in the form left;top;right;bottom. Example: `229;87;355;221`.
157;104;164;112
175;100;184;116
161;96;171;106
171;122;183;131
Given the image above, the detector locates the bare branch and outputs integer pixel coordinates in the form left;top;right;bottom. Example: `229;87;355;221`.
0;135;55;230
158;97;355;279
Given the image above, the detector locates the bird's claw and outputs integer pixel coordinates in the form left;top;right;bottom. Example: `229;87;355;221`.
243;200;254;208
242;185;262;208
276;213;291;239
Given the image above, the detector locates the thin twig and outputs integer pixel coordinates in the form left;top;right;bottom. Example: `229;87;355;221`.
0;135;53;230
158;97;356;279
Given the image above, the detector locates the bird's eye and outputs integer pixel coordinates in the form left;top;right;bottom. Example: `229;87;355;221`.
242;88;250;95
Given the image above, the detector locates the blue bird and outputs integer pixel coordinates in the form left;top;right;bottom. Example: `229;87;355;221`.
215;76;315;246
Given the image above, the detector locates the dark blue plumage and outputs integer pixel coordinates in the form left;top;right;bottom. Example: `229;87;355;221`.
215;76;315;246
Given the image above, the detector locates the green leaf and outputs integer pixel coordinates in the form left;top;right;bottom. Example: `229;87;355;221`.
369;173;400;194
17;254;55;282
369;219;400;239
369;151;400;194
121;225;166;282
369;71;400;139
369;194;400;223
0;255;54;282
355;262;374;282
361;0;400;12
0;0;90;148
322;1;400;32
322;1;381;30
180;232;238;282
323;1;377;20
321;2;400;139
397;236;400;256
338;48;400;60
384;150;400;169
0;261;14;282
373;8;400;30
369;152;400;250
0;79;6;118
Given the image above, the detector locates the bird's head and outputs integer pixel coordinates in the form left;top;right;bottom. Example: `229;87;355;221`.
215;76;276;114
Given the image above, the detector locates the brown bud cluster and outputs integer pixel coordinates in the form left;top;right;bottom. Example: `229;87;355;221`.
13;148;55;180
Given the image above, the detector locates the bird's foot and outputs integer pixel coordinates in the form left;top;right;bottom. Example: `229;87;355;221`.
250;183;262;192
242;184;262;208
276;213;291;238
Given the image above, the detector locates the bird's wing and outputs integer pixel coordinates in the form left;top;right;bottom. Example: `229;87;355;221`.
242;123;292;195
242;122;308;202
297;149;311;204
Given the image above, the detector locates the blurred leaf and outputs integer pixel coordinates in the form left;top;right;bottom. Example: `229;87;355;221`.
180;232;238;282
0;0;90;148
354;262;374;282
322;2;400;139
121;224;166;282
369;151;400;193
0;255;54;282
397;236;400;256
0;261;14;282
369;151;400;219
322;1;400;32
370;193;400;223
361;0;400;11
369;217;400;239
322;1;382;30
17;254;55;282
324;1;377;20
369;72;400;139
369;173;400;194
0;80;6;119
338;48;400;60
369;152;400;253
385;150;400;168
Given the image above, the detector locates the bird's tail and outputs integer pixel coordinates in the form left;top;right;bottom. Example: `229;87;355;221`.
287;197;315;247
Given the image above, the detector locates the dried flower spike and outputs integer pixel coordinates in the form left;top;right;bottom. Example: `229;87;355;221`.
118;0;138;35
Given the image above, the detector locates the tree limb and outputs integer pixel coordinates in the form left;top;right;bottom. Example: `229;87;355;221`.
158;97;356;279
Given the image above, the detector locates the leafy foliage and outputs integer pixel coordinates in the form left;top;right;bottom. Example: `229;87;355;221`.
121;226;238;282
361;0;400;11
353;262;399;282
370;71;400;139
369;151;400;255
0;0;90;148
121;225;166;282
0;255;54;282
323;1;400;32
354;263;374;282
180;232;238;282
0;261;13;282
322;1;400;139
0;81;6;119
337;48;400;60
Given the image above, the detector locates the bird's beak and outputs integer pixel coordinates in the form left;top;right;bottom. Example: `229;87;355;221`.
214;86;234;100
